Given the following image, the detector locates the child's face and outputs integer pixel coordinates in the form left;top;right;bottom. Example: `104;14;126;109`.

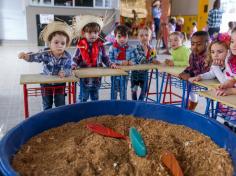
115;33;128;46
230;32;236;55
191;36;208;55
49;34;67;56
211;43;228;63
84;31;99;42
138;30;151;45
169;34;182;49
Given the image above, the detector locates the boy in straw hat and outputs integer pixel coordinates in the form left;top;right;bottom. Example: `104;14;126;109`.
18;21;73;110
72;15;117;102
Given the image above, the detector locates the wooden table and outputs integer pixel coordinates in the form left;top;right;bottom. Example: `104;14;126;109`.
156;65;186;77
74;67;128;101
198;90;236;109
192;79;220;89
20;74;77;118
73;67;128;78
118;64;159;71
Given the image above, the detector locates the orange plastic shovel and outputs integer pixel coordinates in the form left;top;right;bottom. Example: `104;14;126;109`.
86;123;128;140
161;151;184;176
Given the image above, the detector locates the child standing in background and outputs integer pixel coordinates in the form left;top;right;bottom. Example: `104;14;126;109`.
131;26;159;101
152;0;161;41
73;15;116;102
189;33;230;84
168;17;176;34
109;24;135;100
175;17;184;32
190;22;197;37
18;21;73;110
165;31;190;67
179;31;210;110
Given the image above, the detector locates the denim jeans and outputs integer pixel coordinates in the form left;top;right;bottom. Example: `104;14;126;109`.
208;27;220;38
131;71;148;101
40;83;66;110
80;85;99;102
112;76;128;100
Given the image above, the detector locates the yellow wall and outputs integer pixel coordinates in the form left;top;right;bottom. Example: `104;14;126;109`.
197;0;209;30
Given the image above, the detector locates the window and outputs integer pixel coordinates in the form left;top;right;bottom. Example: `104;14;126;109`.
105;0;110;7
75;0;93;7
54;0;72;6
94;0;111;8
95;0;103;7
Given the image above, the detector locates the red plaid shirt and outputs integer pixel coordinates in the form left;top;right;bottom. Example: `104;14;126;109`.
183;50;210;77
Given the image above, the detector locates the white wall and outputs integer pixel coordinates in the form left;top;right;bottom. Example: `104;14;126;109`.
171;0;198;15
0;0;27;40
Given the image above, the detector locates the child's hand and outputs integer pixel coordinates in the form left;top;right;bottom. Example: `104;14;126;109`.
58;70;65;78
128;61;134;66
122;60;129;66
216;88;236;96
110;63;117;69
188;76;201;83
152;60;161;65
179;72;190;80
71;64;77;70
165;59;174;66
218;79;235;89
18;52;30;61
212;58;225;66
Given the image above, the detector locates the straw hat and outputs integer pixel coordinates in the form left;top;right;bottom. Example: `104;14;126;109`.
39;21;74;47
73;15;104;38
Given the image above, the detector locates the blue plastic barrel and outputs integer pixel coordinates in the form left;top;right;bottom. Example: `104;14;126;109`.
1;100;236;175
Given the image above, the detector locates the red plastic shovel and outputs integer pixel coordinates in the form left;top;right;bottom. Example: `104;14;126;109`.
86;123;128;140
161;151;184;176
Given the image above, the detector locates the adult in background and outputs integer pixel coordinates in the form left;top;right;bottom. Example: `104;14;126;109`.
152;0;161;40
207;0;224;37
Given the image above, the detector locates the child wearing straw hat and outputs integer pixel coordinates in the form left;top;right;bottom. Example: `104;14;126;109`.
18;21;73;110
72;15;117;102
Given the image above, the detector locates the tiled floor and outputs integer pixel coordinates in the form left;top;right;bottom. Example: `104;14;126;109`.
0;42;206;138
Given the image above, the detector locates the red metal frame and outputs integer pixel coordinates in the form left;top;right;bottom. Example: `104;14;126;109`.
146;70;182;104
23;82;76;119
161;74;182;104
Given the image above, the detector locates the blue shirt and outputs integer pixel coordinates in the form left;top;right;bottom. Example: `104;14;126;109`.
108;43;135;65
152;7;161;19
28;49;72;76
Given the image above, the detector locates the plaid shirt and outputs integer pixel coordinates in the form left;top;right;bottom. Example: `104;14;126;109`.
28;49;72;76
131;43;157;81
207;8;224;28
183;50;210;77
108;43;135;65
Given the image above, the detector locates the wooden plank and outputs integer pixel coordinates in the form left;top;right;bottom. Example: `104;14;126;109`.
193;79;220;89
118;64;159;71
198;90;236;109
20;74;77;84
74;68;128;78
157;65;186;77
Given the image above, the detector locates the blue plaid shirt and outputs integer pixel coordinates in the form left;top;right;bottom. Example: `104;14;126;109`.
28;49;72;76
133;43;157;64
131;43;157;81
207;8;224;28
108;43;135;65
